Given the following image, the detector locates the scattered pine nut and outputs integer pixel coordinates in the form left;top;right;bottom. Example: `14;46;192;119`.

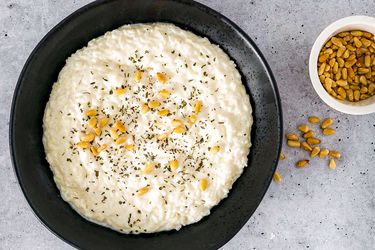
188;115;197;124
173;126;186;134
287;140;300;148
296;160;309;168
310;147;320;158
135;70;142;82
158;109;170;116
159;89;170;98
194;101;202;114
319;148;330;158
308;116;320;123
93;127;102;136
301;141;312;151
81;133;95;142
157;132;169;140
329;159;336;170
90;146;98;156
298;124;310;133
109;128;119;140
273;171;282;183
199;178;208;191
87;118;97;128
148;100;161;109
115;136;126;145
321;118;333;129
97;144;107;153
137;186;150;196
141;103;150;113
86;109;97;117
209;145;220;153
172;119;184;127
99;117;109;128
115;120;126;133
156;72;167;83
169;160;179;171
114;88;126;95
77;141;90;149
286;133;299;141
125;144;134;151
279;153;285;160
307;137;321;145
303;131;315;139
143;163;155;174
322;128;336;135
329;150;341;159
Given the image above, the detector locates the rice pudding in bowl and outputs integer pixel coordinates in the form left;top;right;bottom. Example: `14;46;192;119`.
43;23;252;234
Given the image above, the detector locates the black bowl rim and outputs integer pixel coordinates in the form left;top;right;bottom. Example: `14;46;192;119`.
9;0;283;249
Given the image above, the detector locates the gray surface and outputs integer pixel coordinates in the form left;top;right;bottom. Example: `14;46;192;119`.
1;0;374;249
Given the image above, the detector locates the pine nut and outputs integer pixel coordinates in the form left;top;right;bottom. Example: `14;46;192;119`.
296;160;309;168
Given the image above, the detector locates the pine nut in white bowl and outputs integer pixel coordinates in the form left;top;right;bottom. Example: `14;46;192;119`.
309;16;375;115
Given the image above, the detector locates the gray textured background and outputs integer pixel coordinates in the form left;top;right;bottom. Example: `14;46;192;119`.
1;0;375;249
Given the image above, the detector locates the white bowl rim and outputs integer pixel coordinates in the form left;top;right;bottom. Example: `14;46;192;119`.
309;15;375;115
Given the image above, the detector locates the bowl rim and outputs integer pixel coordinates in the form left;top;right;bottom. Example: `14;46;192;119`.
309;15;375;115
9;0;283;249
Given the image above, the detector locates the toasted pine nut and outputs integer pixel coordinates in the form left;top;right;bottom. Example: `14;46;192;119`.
115;136;126;145
156;72;167;83
298;124;309;133
329;150;341;159
296;160;309;168
188;115;197;124
170;160;179;171
209;145;220;153
158;109;170;116
114;88;126;95
307;137;321;145
303;131;315;139
173;126;186;134
172;119;184;127
301;141;312;151
115;120;126;133
81;133;95;142
98;117;109;128
329;159;336;170
135;70;142;82
90;146;98;156
93;127;101;136
109;128;119;140
148;100;161;109
321;118;333;129
159;89;170;98
308;116;320;123
319;148;329;158
273;171;282;183
157;132;169;140
77;141;90;149
97;144;107;153
125;144;134;151
88;118;97;128
143;163;155;174
141;103;150;113
279;153;285;160
199;179;208;191
287;140;300;148
194;101;202;114
137;186;150;196
310;147;320;158
323;128;336;135
85;109;97;117
286;133;299;141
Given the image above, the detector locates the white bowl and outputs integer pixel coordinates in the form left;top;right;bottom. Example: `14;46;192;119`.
309;16;375;115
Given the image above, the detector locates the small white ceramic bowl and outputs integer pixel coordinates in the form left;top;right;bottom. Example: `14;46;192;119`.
309;16;375;115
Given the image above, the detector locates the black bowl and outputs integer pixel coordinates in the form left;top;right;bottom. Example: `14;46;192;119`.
10;0;282;249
